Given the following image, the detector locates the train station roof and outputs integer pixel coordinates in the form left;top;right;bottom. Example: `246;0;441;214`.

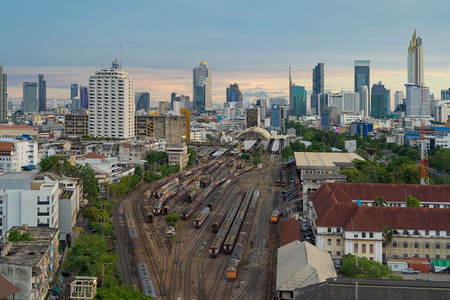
236;127;271;140
293;152;363;170
276;241;337;295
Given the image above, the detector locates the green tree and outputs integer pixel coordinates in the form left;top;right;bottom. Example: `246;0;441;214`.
67;235;108;276
406;195;420;207
340;254;391;279
134;165;143;179
281;146;293;159
381;226;393;263
187;148;196;166
290;140;306;152
241;153;251;160
96;286;153;300
372;195;386;207
206;134;215;142
429;148;450;173
8;230;35;241
164;213;180;227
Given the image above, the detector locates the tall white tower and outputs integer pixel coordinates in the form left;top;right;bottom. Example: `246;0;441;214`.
407;30;424;86
193;61;212;112
88;59;135;139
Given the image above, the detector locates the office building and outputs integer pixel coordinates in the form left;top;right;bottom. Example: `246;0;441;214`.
311;63;324;115
23;82;38;113
246;107;260;128
38;74;46;112
321;106;340;127
435;102;450;123
71;98;81;111
226;83;243;108
71;83;78;99
88;59;135;139
79;86;88;110
405;84;431;117
64;113;89;137
271;104;282;128
171;92;176;109
0;66;6;123
193;61;212;113
135;92;150;113
371;81;390;118
159;101;168;114
291;85;307;116
316;93;330;116
350;121;374;138
354;60;370;96
341;91;360;114
172;94;190;109
135;114;187;144
407;30;424;85
394;91;404;110
441;89;450;100
359;86;369;116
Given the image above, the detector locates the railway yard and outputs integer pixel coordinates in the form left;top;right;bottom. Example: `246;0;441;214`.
112;149;284;299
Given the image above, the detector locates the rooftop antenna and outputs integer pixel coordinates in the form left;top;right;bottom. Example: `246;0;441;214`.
119;43;122;67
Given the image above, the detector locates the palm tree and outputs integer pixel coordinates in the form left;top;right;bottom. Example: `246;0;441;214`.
372;195;386;207
381;226;393;264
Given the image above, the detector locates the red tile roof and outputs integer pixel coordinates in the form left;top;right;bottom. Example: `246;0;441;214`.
312;182;450;231
82;152;108;159
0;275;20;298
324;182;450;203
280;220;301;246
0;142;14;151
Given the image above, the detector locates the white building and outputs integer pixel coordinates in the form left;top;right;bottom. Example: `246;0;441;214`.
342;91;360;114
0;138;38;172
394;91;404;110
339;112;361;127
435;134;450;149
76;152;119;184
88;59;135;139
190;128;207;142
435;101;450;123
405;84;430;117
359;86;369;117
0;173;60;238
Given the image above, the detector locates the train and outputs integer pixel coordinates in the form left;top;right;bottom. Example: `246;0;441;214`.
162;189;187;215
124;208;157;298
209;192;245;258
223;188;254;254
280;169;287;187
200;177;212;188
153;178;179;198
211;212;225;233
270;210;281;224
193;204;213;228
143;206;153;223
225;190;260;281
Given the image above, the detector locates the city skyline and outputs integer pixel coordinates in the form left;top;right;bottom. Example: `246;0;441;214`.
2;1;450;104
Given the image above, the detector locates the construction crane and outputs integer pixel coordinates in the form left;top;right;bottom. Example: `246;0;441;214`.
420;83;429;185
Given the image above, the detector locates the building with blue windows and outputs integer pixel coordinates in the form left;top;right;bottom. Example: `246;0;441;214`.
291;85;307;116
349;121;374;138
271;104;282;128
371;81;390;118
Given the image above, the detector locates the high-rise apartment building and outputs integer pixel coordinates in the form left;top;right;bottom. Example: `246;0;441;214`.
394;91;404;110
88;59;135;139
341;91;360;114
354;60;370;96
359;86;369;116
171;92;176;110
371;81;390;118
405;83;430;117
71;83;78;99
271;104;282;128
80;86;88;110
38;74;46;112
246;108;260;128
135;92;150;113
0;66;6;123
311;63;324;115
407;30;424;86
441;89;450;100
193;61;212;113
291;85;307;116
226;83;243;109
23;82;38;113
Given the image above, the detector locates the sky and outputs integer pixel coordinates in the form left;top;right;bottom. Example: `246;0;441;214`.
1;0;450;104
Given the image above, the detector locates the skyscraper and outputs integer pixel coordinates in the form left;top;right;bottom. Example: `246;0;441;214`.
135;92;150;113
171;92;176;110
193;61;212;113
354;60;370;96
291;85;307;117
441;89;450;100
226;83;243;108
245;107;260;128
394;91;404;110
311;63;324;115
88;59;135;139
38;74;46;112
405;84;430;117
371;81;390;118
271;104;282;128
0;66;6;123
80;86;88;110
359;86;369;117
407;30;424;86
71;83;78;99
23;82;38;113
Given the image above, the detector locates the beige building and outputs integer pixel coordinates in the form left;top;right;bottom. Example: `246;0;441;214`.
0;125;39;138
64;113;89;137
310;182;450;266
166;143;190;170
0;226;59;300
135;114;187;144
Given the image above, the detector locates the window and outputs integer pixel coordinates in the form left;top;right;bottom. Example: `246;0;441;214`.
370;257;374;261
362;244;366;253
369;233;374;238
436;230;440;237
425;242;430;249
447;255;450;260
362;232;366;238
414;254;419;258
404;242;408;248
425;230;429;236
327;239;332;246
447;243;450;250
436;242;440;249
370;244;374;254
327;227;331;233
413;230;420;236
337;228;341;233
403;230;409;235
414;242;419;248
336;251;341;256
393;254;398;259
393;241;397;248
436;255;441;259
337;239;341;246
354;243;358;253
404;254;408;259
447;231;450;237
425;254;430;259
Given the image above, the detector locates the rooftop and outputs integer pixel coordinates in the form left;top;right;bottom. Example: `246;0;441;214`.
0;275;20;298
294;152;363;169
280;220;301;246
81;152;108;159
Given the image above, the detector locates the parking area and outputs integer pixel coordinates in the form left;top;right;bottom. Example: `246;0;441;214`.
300;219;315;245
397;272;450;282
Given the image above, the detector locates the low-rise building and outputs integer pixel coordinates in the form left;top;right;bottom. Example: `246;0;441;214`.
165;143;190;171
0;138;38;172
0;126;39;138
64;113;89;137
118;141;153;163
190;128;207;142
76;152;119;183
0;226;59;300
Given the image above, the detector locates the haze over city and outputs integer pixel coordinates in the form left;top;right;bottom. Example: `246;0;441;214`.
2;0;450;102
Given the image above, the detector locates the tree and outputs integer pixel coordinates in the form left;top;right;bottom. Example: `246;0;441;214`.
206;134;215;142
406;195;420;207
340;254;391;279
95;286;153;300
281;146;293;159
290;140;306;152
8;230;35;241
187;148;196;166
372;195;386;207
164;213;180;227
134;165;143;179
240;153;250;160
381;226;393;263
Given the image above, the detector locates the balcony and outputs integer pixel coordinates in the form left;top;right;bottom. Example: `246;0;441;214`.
37;223;50;228
37;211;50;216
37;201;50;205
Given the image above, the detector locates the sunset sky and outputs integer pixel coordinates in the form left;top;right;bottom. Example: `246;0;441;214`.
2;0;450;104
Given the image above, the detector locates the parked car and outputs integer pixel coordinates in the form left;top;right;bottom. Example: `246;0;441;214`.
402;268;420;274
